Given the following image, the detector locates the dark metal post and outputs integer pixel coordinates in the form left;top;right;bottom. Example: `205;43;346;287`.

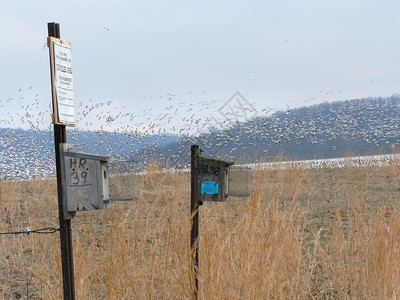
191;145;202;300
48;22;76;300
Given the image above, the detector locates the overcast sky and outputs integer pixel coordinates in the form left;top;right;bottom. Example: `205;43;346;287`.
1;1;400;133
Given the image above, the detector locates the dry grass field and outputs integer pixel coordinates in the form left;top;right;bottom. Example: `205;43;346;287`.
2;158;400;299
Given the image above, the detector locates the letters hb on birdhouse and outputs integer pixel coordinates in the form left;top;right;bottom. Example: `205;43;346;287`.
60;144;111;218
196;155;234;202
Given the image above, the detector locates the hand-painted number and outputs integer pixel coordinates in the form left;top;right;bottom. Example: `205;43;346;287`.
71;171;88;185
199;163;220;176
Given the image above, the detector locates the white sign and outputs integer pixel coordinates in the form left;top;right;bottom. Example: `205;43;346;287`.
52;39;77;125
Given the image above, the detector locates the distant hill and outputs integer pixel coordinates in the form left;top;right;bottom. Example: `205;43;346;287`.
2;94;400;178
140;95;400;165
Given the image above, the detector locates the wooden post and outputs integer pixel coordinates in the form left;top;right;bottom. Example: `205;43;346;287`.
48;22;76;300
191;145;202;300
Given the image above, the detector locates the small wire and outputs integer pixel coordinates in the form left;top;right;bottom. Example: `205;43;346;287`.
0;226;59;235
0;213;354;236
29;227;59;234
199;213;353;226
40;219;59;228
200;213;305;223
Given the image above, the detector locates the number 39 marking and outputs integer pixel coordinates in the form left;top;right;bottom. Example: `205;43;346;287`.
71;171;88;185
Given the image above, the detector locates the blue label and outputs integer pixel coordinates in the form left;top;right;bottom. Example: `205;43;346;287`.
201;181;219;195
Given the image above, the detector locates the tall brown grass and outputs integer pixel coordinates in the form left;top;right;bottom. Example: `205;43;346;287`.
1;159;400;299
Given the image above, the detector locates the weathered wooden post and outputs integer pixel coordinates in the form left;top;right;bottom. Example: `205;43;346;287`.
191;145;201;299
190;145;233;300
47;22;76;300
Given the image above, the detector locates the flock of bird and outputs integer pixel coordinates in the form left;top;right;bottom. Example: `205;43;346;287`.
1;85;400;180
